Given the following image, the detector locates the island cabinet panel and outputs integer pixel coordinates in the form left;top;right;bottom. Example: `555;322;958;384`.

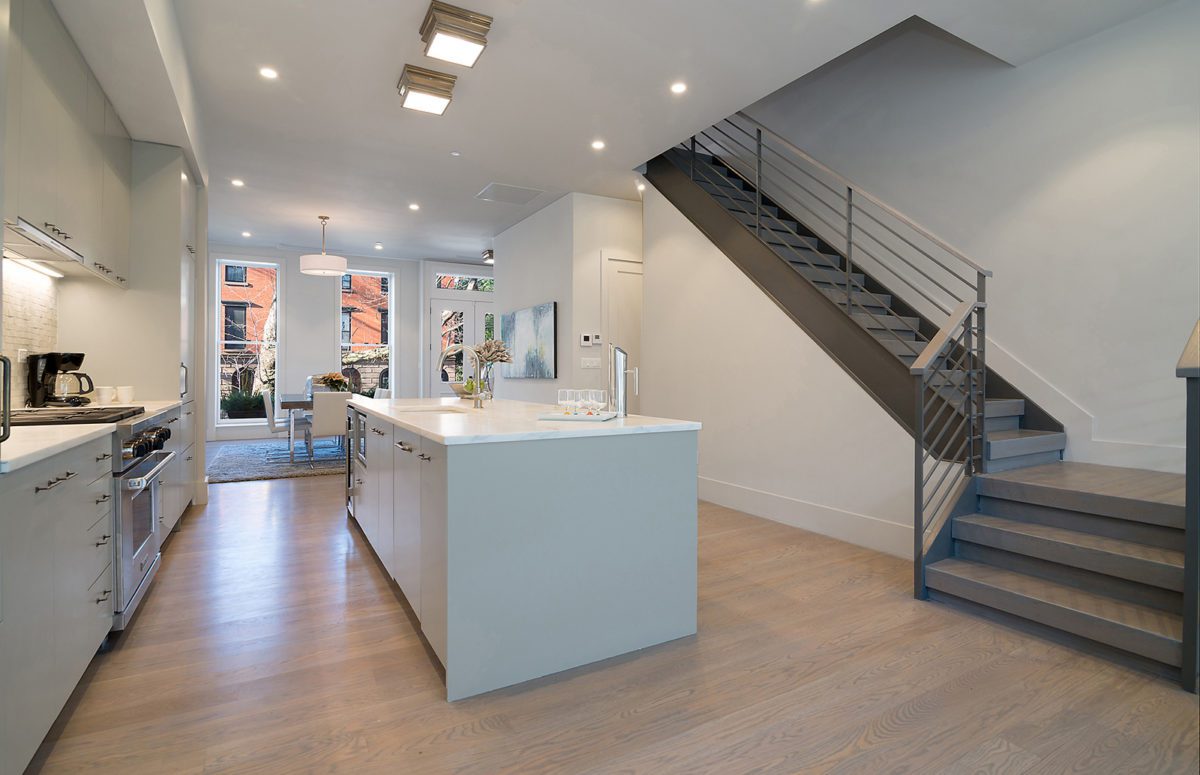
355;424;381;549
362;421;394;573
419;439;449;667
391;427;422;616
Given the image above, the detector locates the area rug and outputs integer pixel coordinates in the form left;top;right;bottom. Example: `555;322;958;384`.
206;438;346;483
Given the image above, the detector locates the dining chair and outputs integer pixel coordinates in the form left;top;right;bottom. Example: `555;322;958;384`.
375;388;392;399
262;390;312;463
311;391;352;460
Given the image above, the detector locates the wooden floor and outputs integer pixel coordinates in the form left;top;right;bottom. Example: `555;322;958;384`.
32;476;1198;774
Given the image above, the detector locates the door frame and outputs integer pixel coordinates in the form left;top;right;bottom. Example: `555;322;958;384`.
423;261;494;396
600;250;643;409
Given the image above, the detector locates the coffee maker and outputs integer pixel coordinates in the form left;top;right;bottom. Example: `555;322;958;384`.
26;352;94;407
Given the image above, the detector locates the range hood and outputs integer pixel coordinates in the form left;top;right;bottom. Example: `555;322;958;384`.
3;218;85;264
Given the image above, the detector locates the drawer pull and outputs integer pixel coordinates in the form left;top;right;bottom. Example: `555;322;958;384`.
186;455;193;462
95;534;111;547
35;480;60;493
57;470;78;483
96;493;111;504
167;417;179;424
95;452;112;461
418;453;432;462
395;441;413;452
95;589;112;604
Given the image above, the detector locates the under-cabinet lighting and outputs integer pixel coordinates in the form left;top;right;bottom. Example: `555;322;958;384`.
397;65;457;115
420;2;492;68
4;254;64;278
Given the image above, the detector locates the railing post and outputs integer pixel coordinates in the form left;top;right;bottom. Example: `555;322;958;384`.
1185;373;1198;692
976;272;988;474
965;320;975;478
845;188;854;294
754;128;763;238
914;374;927;599
689;135;696;181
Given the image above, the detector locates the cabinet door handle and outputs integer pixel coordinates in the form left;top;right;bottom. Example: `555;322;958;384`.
96;452;113;461
35;479;60;493
418;453;432;462
56;470;77;483
96;589;112;604
186;455;193;462
96;493;111;504
167;417;179;424
395;441;413;452
95;534;111;547
355;478;364;485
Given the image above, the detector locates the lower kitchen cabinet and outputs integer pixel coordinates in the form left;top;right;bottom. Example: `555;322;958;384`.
160;405;193;537
0;436;115;775
391;427;422;616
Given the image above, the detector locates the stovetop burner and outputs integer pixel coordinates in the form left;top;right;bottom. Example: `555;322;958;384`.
8;406;146;426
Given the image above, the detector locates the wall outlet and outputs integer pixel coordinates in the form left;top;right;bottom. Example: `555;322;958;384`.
581;357;601;369
17;348;28;363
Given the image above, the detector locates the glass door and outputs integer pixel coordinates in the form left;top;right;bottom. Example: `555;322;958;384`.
429;302;476;396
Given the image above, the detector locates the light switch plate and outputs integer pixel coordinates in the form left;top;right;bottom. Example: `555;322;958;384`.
581;357;601;369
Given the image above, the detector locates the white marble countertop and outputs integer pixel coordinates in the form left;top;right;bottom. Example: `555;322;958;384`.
0;399;184;474
349;397;701;446
0;424;113;473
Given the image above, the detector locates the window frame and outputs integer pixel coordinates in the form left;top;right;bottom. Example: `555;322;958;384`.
337;269;394;397
213;257;284;427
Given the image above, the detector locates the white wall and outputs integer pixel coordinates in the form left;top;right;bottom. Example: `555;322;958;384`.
744;2;1199;472
642;186;914;557
205;244;421;440
493;193;642;404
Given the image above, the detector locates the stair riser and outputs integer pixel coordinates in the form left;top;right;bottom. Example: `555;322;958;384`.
985;399;1025;419
696;180;756;200
987;433;1067;460
978;496;1184;551
793;266;864;288
977;476;1185;530
986;450;1063;472
953;522;1183;591
877;337;924;360
820;289;893;309
925;567;1182;667
985;416;1020;432
860;322;918;342
954;542;1182;614
780;249;840;270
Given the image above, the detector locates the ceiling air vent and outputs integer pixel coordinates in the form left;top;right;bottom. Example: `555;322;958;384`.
475;183;544;205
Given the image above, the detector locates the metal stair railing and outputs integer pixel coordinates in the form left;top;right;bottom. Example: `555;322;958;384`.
673;112;992;599
1177;319;1199;693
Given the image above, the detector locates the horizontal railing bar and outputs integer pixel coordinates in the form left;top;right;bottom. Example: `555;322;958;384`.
911;301;980;375
734;111;993;278
853;205;980;291
848;240;958;316
852;232;968;307
922;415;970;474
925;454;968;521
722;119;849;201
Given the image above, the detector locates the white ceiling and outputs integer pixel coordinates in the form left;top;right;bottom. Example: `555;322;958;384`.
53;0;1172;263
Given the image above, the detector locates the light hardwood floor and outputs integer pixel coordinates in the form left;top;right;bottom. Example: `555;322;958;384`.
32;476;1199;774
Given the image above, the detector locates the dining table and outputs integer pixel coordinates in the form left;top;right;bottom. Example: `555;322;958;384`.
279;392;313;462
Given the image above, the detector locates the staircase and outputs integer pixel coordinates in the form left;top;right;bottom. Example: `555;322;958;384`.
927;462;1187;672
644;113;1198;690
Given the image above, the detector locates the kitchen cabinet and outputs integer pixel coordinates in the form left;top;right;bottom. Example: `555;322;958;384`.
418;437;448;666
4;0;132;287
0;436;115;775
392;427;422;616
357;420;395;573
160;405;193;537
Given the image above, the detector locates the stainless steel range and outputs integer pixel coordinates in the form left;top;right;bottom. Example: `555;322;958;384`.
12;405;174;630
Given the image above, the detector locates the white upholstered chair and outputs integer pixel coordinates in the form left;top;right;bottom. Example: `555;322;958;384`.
312;391;352;458
262;390;312;463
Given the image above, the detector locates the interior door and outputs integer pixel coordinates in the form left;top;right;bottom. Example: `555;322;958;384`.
606;256;644;414
428;301;476;396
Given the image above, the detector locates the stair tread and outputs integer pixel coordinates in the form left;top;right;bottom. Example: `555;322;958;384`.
986;429;1066;461
927;558;1182;643
955;514;1184;569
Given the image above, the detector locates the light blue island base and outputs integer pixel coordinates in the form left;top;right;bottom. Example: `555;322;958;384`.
430;431;698;701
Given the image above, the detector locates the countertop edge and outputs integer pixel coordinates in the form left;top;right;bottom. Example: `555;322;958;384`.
0;424;114;474
349;398;701;446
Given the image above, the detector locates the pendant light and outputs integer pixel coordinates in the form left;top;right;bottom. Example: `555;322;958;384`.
299;216;347;277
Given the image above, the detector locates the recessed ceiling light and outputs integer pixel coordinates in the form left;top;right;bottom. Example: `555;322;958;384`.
397;65;456;115
375;242;384;250
670;81;687;94
420;2;492;68
450;150;462;157
591;139;606;151
231;179;245;187
482;249;494;264
409;203;420;211
242;231;252;238
259;66;278;80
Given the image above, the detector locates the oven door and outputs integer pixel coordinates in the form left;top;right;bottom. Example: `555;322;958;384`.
116;451;173;619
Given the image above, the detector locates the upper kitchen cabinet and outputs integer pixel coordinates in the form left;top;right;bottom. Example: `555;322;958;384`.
4;0;132;287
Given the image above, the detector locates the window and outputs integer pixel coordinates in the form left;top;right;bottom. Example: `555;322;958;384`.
223;304;247;349
216;260;280;423
435;273;494;292
339;272;392;396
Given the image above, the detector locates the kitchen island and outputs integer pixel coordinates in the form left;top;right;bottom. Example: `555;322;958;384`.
347;396;700;701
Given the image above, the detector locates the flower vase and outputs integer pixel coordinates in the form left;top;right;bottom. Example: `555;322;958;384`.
482;363;495;400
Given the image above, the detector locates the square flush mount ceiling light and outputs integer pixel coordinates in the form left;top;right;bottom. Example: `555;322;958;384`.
397;64;458;115
420;1;493;67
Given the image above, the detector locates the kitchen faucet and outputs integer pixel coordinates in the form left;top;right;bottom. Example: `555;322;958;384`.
437;344;486;409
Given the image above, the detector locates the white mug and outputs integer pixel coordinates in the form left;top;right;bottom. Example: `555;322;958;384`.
94;386;116;405
116;385;135;403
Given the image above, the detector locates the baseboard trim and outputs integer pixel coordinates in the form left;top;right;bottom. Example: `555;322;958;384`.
698;475;911;558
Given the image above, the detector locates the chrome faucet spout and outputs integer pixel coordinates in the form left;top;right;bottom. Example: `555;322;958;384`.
437;344;486;409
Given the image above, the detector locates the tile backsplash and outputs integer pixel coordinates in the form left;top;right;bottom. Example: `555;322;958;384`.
2;261;59;407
